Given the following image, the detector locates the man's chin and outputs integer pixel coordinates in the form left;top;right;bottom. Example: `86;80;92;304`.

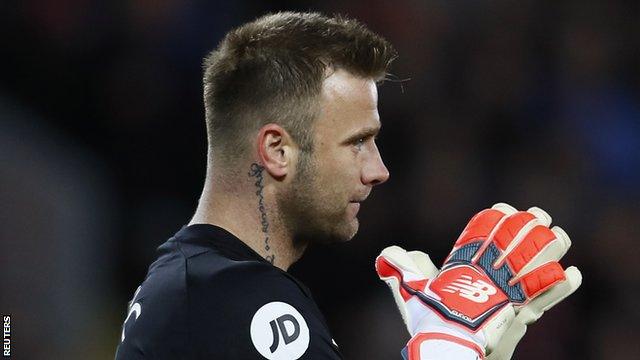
345;218;360;241
304;219;359;245
328;218;360;244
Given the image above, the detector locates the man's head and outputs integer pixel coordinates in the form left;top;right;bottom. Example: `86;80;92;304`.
277;69;390;244
202;12;395;243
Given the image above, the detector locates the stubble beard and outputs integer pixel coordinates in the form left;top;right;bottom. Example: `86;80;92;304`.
277;151;358;246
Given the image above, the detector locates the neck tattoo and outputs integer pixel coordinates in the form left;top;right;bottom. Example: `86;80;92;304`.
248;163;275;264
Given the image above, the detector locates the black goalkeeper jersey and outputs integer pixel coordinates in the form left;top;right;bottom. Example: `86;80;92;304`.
115;224;343;359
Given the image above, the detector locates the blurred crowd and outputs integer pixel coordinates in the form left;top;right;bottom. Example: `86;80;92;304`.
1;0;638;359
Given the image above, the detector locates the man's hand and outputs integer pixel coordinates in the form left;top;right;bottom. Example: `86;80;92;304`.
376;203;582;359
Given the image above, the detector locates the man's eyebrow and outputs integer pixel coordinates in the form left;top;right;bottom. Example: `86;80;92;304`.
342;125;381;144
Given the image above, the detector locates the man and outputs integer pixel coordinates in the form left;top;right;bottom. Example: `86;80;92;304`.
116;12;581;359
116;12;392;359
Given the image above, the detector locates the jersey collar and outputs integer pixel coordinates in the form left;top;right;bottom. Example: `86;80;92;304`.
172;224;270;264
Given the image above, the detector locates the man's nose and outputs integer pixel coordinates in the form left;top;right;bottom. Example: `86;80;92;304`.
362;147;390;186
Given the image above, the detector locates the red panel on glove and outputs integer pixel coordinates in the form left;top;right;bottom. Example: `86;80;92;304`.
520;262;566;298
492;212;536;250
506;225;556;273
455;209;505;247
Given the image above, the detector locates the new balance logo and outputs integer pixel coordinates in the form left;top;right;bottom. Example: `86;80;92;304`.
442;275;497;303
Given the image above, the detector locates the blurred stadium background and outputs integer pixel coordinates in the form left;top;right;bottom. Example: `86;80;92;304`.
1;0;639;358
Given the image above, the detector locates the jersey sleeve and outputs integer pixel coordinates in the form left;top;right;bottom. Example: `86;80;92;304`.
186;260;342;359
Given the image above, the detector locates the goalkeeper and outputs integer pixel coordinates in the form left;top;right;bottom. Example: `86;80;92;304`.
115;11;581;359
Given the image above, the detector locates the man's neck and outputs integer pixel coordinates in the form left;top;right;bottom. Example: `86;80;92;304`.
189;167;306;271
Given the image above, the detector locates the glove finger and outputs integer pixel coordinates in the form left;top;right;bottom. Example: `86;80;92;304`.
377;246;430;305
377;246;426;281
481;211;537;264
526;206;552;226
501;225;572;280
492;218;547;269
407;250;439;278
515;261;567;302
491;203;518;215
376;246;424;335
550;226;572;255
516;266;582;324
375;260;412;334
447;203;516;264
538;266;582;312
446;208;508;264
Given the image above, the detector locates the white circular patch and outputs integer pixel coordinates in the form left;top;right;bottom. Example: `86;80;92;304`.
250;301;310;360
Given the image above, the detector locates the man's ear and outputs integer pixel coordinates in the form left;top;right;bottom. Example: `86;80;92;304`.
256;124;296;179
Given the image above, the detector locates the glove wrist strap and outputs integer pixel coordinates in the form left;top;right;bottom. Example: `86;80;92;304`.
406;332;485;360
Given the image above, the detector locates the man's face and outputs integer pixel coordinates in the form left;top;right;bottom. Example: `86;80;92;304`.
279;69;390;244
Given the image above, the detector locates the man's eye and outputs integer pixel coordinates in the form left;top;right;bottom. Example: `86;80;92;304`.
354;138;366;149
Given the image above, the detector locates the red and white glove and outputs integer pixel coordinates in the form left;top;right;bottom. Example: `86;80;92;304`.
376;203;582;359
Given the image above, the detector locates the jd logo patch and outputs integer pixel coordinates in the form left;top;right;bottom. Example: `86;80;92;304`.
250;302;310;360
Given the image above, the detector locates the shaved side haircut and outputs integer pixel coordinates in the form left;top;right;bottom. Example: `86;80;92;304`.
202;11;396;168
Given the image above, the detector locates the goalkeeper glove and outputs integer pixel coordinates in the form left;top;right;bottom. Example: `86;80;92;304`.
376;203;582;359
